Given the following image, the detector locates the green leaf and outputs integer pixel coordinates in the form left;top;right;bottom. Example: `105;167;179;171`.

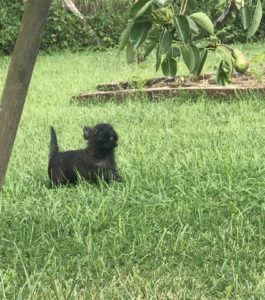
155;48;162;71
247;0;263;38
187;17;199;34
144;40;158;59
189;12;214;35
190;43;200;74
174;15;190;44
130;22;152;49
161;57;177;77
240;6;251;30
216;47;233;76
159;29;173;55
129;0;153;20
181;44;208;76
119;22;134;51
216;60;231;86
126;42;135;64
171;47;180;58
196;49;208;76
180;45;195;73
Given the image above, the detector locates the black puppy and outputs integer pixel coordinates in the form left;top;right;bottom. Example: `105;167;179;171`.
48;123;121;186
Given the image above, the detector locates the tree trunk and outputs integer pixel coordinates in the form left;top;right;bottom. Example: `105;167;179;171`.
0;0;53;190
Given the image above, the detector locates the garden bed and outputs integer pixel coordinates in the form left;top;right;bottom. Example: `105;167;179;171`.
74;73;265;102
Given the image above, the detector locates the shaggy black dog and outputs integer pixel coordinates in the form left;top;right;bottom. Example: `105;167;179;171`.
48;123;121;186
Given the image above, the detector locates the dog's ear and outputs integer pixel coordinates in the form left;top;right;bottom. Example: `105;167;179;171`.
83;127;91;140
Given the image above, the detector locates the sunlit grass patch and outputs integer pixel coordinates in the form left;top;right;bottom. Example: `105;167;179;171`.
0;45;265;298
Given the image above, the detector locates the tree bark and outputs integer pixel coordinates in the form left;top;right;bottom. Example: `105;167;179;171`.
0;0;53;190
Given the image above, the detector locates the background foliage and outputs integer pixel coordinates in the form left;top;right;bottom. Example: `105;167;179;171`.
201;0;265;42
0;0;131;54
0;0;264;55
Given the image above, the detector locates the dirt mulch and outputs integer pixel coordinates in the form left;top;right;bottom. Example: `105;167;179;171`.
73;73;265;102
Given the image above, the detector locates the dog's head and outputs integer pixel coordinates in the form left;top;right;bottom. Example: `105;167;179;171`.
83;123;118;150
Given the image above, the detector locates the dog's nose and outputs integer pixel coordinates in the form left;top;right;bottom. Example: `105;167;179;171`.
109;137;114;141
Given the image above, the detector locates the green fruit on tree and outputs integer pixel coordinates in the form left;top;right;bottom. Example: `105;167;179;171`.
232;48;249;73
151;7;173;25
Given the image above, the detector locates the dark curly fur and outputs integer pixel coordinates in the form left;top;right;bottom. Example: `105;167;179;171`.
48;123;121;186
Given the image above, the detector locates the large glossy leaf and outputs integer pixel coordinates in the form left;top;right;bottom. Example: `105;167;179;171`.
129;0;153;20
119;22;134;51
190;43;200;74
174;15;190;44
181;43;207;76
196;49;208;76
247;0;263;38
161;57;177;77
240;5;251;30
159;29;173;55
180;45;195;73
130;22;152;49
189;12;214;35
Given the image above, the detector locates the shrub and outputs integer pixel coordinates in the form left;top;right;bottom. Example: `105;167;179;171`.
0;0;131;55
196;0;265;43
76;0;131;49
0;2;23;55
0;0;264;55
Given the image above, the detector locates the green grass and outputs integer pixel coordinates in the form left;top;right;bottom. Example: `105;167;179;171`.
1;44;265;299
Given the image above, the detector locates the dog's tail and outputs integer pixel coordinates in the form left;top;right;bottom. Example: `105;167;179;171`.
49;126;59;158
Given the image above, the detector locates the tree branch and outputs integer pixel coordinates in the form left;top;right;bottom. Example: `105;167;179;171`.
62;0;84;20
62;0;100;46
214;0;235;28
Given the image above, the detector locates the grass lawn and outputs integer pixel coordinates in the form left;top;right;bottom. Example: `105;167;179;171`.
0;43;265;298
